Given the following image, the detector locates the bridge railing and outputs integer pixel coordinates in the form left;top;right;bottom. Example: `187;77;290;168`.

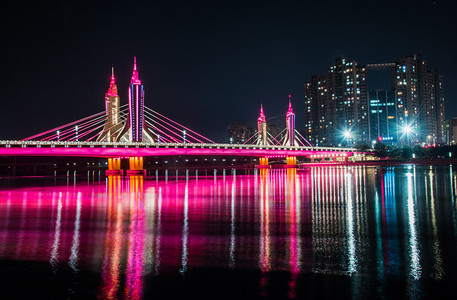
0;140;355;153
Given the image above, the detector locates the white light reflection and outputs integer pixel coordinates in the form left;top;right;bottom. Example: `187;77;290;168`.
180;183;189;274
154;187;162;274
229;178;236;269
429;168;443;279
69;192;82;271
346;171;357;275
144;186;156;275
406;172;421;280
50;192;63;271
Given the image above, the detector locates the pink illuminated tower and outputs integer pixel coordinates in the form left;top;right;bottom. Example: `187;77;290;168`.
256;104;269;145
117;57;154;142
283;95;297;146
97;67;123;142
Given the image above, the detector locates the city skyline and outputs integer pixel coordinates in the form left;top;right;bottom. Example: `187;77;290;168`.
1;1;455;142
304;52;447;147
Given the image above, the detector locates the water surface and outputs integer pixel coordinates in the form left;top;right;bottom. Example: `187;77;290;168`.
1;166;457;299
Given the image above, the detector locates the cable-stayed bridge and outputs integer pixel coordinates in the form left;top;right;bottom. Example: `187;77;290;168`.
0;57;357;174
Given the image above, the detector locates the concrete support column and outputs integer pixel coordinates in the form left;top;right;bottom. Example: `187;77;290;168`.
286;156;296;165
129;156;143;170
127;156;145;176
259;157;269;166
257;157;269;169
106;158;123;176
108;158;121;170
285;156;297;168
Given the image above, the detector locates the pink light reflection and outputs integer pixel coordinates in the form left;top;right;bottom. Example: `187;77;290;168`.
124;176;146;300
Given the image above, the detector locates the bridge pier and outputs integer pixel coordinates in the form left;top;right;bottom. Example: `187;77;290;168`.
257;157;269;169
106;158;123;175
127;156;146;176
285;156;297;168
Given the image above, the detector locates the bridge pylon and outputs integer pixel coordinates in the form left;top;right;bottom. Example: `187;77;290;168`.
256;105;269;146
117;57;155;143
283;95;298;147
97;67;123;142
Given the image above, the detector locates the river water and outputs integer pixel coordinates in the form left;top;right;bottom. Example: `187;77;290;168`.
0;165;456;299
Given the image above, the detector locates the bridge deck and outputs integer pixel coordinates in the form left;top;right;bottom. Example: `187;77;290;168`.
0;141;355;157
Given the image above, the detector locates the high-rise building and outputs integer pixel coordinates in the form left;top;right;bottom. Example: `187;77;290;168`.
433;69;446;144
228;123;255;144
393;53;446;145
305;53;446;147
368;89;397;145
117;57;154;143
304;57;369;147
304;75;327;146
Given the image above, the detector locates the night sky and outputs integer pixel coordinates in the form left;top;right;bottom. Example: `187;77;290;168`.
1;0;455;142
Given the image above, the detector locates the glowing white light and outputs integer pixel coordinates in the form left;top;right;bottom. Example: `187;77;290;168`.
403;125;413;134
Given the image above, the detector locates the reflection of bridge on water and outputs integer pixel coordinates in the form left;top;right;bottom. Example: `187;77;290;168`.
1;166;451;298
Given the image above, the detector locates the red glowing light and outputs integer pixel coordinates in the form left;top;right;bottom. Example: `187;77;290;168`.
107;66;118;97
258;104;266;123
286;98;294;117
131;56;141;85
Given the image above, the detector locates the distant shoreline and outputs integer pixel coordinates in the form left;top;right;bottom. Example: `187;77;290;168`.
300;159;457;168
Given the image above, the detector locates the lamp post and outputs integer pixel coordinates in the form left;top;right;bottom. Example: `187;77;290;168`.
403;124;413;158
343;130;352;147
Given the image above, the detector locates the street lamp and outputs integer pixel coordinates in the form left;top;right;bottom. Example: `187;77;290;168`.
343;130;352;147
402;124;413;158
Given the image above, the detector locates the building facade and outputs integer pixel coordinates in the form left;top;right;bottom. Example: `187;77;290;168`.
393;53;446;145
305;53;446;147
368;89;397;145
228;123;255;144
305;57;369;147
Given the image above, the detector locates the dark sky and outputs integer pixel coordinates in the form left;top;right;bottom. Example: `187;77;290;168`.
1;0;455;142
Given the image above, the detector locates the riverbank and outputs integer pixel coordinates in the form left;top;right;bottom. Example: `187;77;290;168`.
299;158;457;168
